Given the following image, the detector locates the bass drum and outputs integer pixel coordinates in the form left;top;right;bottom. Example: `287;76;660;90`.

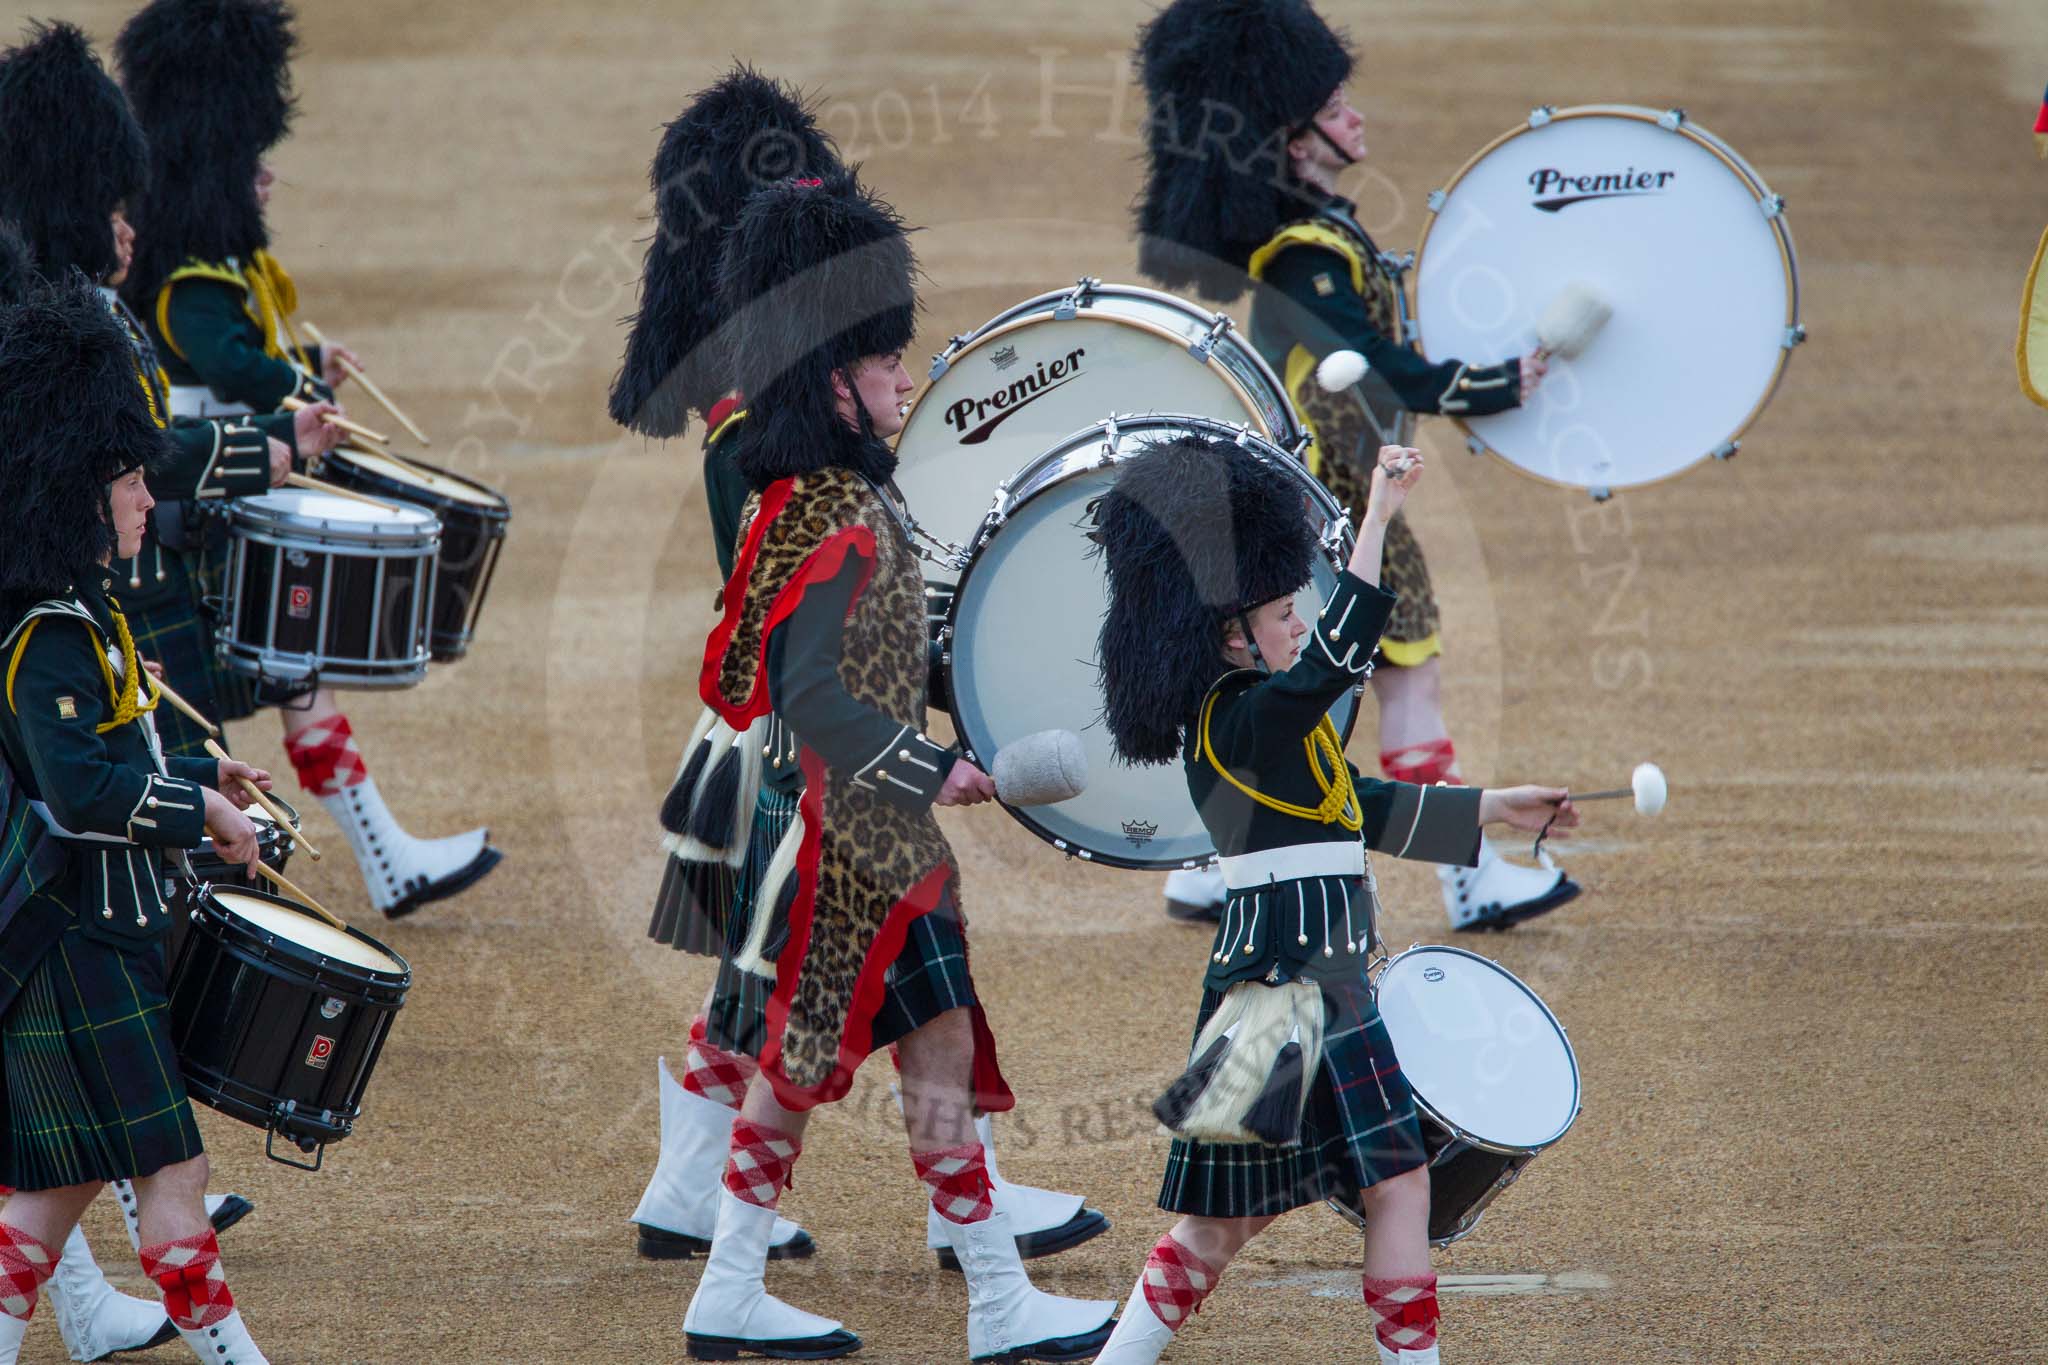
944;415;1357;870
894;280;1303;583
1331;945;1581;1245
1413;105;1803;494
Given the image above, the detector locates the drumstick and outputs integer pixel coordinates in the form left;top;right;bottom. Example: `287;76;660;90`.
303;322;432;447
143;671;220;739
248;859;348;932
203;737;322;862
340;439;440;483
280;394;391;447
283;472;406;515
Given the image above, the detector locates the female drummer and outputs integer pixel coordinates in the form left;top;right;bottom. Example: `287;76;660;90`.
1131;0;1581;934
0;275;279;1365
115;0;500;919
1087;437;1576;1364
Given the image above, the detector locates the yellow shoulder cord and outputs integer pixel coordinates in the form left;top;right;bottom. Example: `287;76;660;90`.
708;406;750;446
4;621;38;715
3;613;149;732
131;354;167;429
1246;222;1369;294
1197;691;1362;831
154;260;250;363
95;610;155;734
249;249;317;375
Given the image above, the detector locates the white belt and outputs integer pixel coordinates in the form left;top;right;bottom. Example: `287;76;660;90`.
1218;840;1364;890
168;385;252;420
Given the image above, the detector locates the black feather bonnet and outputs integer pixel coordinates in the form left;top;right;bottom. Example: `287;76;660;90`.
1133;0;1353;302
0;21;150;281
116;0;296;310
713;170;917;490
1092;433;1317;765
610;64;842;437
0;273;172;601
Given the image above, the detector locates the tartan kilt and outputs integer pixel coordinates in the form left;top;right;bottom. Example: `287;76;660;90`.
1297;384;1440;655
121;554;229;760
704;887;979;1062
650;783;800;959
1158;974;1427;1219
0;894;203;1190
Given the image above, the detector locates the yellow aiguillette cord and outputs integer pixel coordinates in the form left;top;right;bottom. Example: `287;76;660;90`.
1198;691;1362;831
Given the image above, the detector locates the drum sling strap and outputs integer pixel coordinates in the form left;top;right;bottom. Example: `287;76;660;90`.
1247;219;1384;479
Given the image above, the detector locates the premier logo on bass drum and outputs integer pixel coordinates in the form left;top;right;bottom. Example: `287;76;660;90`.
1528;166;1675;213
944;347;1087;445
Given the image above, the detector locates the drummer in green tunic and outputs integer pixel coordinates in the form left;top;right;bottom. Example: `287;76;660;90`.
0;19;342;762
1132;0;1584;934
0;272;282;1365
114;0;501;920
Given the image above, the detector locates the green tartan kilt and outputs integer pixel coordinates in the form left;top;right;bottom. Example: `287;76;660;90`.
0;887;203;1190
119;552;232;759
650;783;802;960
1157;975;1427;1219
704;884;979;1063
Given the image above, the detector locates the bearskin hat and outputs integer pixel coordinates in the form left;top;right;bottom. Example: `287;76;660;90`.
1092;433;1318;765
0;22;150;282
115;0;296;311
714;171;918;490
610;64;842;438
0;220;37;307
0;273;172;601
1133;0;1353;302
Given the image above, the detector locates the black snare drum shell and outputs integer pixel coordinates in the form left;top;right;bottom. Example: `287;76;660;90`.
168;889;409;1148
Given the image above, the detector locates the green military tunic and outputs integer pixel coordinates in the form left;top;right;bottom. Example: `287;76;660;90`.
145;251;329;414
1247;195;1523;665
0;580;219;1187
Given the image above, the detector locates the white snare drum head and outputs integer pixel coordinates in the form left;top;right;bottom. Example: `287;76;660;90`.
211;889;406;974
946;416;1354;869
895;284;1297;581
1414;107;1799;491
242;488;439;532
1376;945;1579;1151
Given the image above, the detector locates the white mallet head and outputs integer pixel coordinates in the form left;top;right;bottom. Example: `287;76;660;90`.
992;729;1089;807
1631;762;1667;816
1536;282;1613;360
1315;349;1368;392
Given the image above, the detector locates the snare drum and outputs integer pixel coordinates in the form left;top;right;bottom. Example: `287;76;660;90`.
318;448;510;662
1413;105;1803;494
943;414;1356;870
167;885;411;1166
894;281;1303;583
1331;945;1581;1245
217;488;441;689
170;795;300;960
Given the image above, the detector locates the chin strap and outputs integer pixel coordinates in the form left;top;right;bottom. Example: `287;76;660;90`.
1236;610;1270;675
1313;121;1358;166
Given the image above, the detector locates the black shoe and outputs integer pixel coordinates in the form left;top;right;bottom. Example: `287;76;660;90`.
385;844;503;919
1451;876;1581;933
636;1222;817;1262
208;1193;254;1236
97;1318;180;1360
935;1208;1109;1272
685;1328;862;1360
1163;895;1222;924
974;1321;1116;1364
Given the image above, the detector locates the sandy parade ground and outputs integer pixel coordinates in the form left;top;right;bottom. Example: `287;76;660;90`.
12;0;2048;1359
